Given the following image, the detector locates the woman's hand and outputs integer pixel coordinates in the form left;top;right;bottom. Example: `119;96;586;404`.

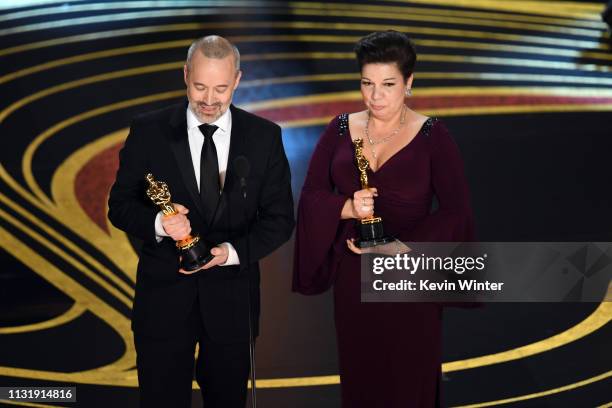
341;187;378;220
346;238;363;254
347;238;412;256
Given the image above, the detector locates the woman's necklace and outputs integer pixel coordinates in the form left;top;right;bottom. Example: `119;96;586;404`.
364;104;407;159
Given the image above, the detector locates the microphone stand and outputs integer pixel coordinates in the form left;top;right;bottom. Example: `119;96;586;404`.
240;175;257;408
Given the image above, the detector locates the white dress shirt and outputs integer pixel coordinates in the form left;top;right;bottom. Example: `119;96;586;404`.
154;105;239;266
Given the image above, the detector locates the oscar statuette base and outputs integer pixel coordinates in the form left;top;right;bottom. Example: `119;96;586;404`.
356;216;394;248
177;235;214;272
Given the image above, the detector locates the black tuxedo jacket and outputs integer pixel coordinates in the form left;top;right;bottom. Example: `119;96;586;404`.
108;102;294;343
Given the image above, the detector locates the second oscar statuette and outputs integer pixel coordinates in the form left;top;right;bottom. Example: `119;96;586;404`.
145;173;213;271
352;139;394;248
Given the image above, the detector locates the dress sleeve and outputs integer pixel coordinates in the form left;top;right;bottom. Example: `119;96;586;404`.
405;121;475;242
292;116;351;295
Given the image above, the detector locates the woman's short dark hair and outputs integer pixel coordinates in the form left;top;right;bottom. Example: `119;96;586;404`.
354;30;417;80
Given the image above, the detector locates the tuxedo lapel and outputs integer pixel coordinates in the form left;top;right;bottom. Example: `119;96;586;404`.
167;102;207;221
210;104;248;229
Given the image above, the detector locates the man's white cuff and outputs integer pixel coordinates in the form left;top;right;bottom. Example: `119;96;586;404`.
219;242;240;266
154;211;169;242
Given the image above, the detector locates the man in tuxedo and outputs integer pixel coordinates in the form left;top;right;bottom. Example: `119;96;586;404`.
108;35;294;407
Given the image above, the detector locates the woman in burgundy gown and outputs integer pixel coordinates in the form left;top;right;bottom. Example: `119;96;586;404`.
293;31;474;407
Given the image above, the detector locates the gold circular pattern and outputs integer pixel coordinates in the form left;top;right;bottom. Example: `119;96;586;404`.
0;1;610;406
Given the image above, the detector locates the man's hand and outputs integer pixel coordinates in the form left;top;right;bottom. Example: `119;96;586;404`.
178;245;229;274
162;203;191;241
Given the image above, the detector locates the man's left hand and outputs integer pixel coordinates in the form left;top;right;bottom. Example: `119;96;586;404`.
178;245;229;274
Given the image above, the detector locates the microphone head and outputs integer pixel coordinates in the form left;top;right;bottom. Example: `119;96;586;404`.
234;155;250;179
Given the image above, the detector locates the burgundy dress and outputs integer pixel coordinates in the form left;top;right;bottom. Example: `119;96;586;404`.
293;114;474;407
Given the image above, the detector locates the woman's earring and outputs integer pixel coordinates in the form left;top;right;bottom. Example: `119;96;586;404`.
405;88;412;97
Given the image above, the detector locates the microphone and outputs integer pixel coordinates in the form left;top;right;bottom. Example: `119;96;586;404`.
233;155;256;408
234;155;250;199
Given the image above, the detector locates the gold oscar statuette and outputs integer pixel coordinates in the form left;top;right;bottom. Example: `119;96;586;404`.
352;139;394;248
145;173;213;271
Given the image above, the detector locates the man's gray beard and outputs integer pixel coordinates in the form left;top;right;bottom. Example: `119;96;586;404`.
189;103;226;124
189;90;234;124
